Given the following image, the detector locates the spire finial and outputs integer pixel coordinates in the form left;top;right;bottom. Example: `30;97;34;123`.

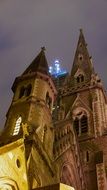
41;47;46;52
79;28;83;33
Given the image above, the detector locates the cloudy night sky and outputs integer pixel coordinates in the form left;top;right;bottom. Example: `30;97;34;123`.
0;0;107;129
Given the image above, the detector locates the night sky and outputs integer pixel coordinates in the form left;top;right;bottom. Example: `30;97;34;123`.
0;0;107;129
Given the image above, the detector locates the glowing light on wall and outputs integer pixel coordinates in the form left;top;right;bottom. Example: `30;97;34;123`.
8;152;14;159
49;59;67;77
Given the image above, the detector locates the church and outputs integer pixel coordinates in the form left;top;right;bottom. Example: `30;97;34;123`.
0;30;107;190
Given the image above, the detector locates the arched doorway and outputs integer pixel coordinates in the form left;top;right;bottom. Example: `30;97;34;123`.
60;164;77;189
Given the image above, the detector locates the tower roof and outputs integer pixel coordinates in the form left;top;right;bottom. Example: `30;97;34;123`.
22;47;49;75
71;29;95;78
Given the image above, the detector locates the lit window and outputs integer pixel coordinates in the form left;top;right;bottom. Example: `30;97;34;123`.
13;116;22;136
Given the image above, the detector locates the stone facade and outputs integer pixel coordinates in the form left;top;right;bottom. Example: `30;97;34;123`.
0;30;107;190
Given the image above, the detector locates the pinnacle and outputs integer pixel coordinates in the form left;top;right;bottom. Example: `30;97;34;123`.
79;28;83;33
70;30;95;80
41;46;46;51
22;47;49;76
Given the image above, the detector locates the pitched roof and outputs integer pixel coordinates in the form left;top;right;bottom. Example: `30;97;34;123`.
22;47;49;75
71;29;95;78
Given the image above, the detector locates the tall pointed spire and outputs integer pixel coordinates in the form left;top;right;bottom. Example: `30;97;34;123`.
22;47;49;75
71;29;94;79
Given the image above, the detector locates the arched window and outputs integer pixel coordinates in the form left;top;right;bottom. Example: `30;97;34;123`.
49;97;52;109
86;151;89;162
19;86;25;98
76;74;84;83
78;54;83;61
46;92;52;109
25;84;32;96
81;115;88;133
0;178;19;190
46;92;49;104
13;116;22;136
74;118;79;135
81;75;84;82
73;114;88;136
77;76;80;83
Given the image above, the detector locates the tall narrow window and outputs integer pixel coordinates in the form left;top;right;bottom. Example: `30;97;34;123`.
81;115;88;133
25;84;32;96
13;116;22;136
46;92;49;105
77;76;80;83
74;118;79;135
86;151;89;162
46;92;52;109
76;74;84;83
81;75;84;82
19;87;25;98
73;112;88;136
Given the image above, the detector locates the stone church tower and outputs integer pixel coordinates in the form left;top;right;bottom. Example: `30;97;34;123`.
0;30;107;190
57;29;107;190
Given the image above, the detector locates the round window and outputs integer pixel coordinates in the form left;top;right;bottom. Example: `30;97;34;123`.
16;158;21;168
